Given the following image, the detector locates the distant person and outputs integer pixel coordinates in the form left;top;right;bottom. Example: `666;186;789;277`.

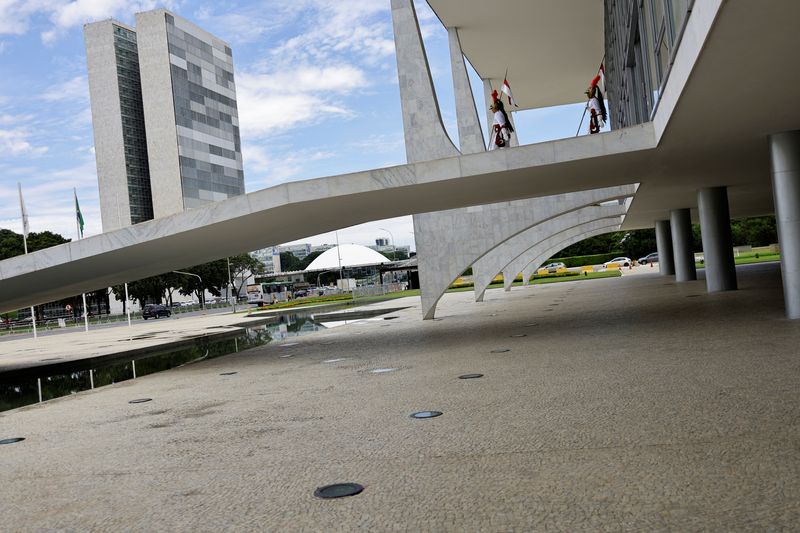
585;75;607;134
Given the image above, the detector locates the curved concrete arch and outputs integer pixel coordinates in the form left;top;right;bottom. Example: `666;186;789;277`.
471;204;627;301
415;184;637;319
517;222;623;286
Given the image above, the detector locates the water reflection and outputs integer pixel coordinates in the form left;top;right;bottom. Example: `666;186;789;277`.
0;306;405;413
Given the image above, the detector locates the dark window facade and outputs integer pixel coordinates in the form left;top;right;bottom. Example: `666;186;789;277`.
604;0;692;129
113;24;154;224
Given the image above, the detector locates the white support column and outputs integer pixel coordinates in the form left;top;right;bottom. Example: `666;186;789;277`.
769;130;800;319
670;208;697;282
447;27;484;154
655;219;675;275
697;186;737;292
391;0;459;163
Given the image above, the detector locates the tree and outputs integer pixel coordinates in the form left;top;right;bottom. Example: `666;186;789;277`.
0;229;70;260
279;252;302;272
229;254;265;297
620;229;657;259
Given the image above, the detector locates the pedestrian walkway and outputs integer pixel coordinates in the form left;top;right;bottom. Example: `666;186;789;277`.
2;263;798;531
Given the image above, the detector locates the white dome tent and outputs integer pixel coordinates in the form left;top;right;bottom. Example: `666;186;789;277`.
304;244;390;271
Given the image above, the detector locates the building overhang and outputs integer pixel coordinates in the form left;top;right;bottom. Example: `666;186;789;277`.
427;0;604;110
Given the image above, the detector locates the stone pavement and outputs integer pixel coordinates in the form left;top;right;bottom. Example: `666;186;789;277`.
2;262;799;531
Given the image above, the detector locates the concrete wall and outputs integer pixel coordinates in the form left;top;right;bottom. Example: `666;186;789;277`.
136;9;185;218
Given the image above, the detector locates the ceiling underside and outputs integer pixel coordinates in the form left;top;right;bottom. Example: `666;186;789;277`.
430;0;800;229
426;0;604;110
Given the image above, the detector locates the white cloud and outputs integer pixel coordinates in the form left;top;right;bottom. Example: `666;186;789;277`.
236;65;366;138
0;0;181;43
0;128;48;156
242;143;335;190
41;75;88;102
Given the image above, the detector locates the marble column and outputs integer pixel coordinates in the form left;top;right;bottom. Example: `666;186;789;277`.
769;131;800;318
697;186;737;292
670;208;697;282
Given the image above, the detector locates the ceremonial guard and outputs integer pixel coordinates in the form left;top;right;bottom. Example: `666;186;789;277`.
585;74;607;134
489;90;514;150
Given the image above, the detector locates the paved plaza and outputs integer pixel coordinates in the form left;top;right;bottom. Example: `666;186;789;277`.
2;263;799;531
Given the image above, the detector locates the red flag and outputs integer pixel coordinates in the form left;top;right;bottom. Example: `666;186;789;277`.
501;78;518;107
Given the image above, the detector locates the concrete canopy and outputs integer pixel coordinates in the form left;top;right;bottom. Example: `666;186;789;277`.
426;0;603;110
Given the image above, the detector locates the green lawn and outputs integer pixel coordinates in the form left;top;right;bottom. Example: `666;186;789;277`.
696;252;780;268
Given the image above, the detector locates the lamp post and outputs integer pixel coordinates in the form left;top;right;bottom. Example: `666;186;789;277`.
173;270;204;311
226;257;236;313
317;269;335;289
378;227;395;259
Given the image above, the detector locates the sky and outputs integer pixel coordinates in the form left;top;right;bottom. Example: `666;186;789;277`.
0;0;594;253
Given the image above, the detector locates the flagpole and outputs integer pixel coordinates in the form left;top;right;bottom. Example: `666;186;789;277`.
75;188;89;333
18;183;38;339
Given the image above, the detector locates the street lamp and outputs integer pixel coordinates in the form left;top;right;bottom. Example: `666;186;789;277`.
226;257;236;313
173;270;204;311
378;227;395;259
317;269;335;289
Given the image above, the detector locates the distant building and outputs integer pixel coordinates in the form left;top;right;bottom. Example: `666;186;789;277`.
85;9;245;232
250;246;281;274
278;243;312;260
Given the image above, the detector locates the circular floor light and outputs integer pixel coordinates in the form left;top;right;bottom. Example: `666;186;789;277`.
458;374;483;380
490;349;510;353
314;483;364;499
410;411;442;419
129;398;152;404
370;368;397;374
0;437;25;445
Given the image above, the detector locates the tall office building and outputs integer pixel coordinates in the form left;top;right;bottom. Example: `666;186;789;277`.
85;9;245;232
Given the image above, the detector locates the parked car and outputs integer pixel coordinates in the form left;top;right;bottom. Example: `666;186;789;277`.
602;257;632;268
638;252;658;265
543;262;567;273
142;304;171;320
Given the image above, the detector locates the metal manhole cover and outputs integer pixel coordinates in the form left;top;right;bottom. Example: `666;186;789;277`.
314;483;364;499
220;372;237;376
129;398;152;404
490;349;510;353
410;411;442;419
458;374;483;379
0;437;25;445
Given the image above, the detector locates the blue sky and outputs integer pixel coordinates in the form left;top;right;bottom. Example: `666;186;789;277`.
0;0;591;252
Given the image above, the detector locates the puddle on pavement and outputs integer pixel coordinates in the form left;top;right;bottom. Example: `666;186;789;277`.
1;306;406;412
